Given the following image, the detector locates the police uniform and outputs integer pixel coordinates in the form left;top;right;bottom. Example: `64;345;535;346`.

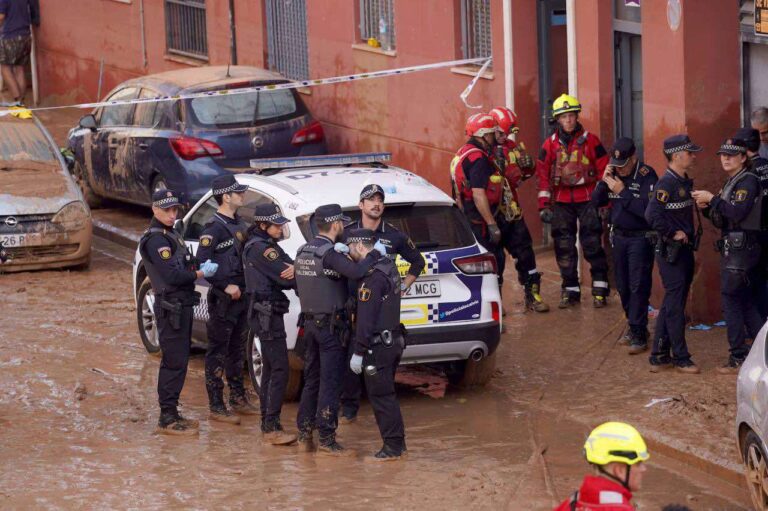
294;204;378;454
349;228;407;460
591;138;657;350
704;138;763;371
243;203;298;444
340;184;424;421
644;135;702;371
138;189;202;434
196;175;252;420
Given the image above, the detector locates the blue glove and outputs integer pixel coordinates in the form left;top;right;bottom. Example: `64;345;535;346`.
334;242;350;254
200;259;218;278
373;240;387;256
350;354;364;375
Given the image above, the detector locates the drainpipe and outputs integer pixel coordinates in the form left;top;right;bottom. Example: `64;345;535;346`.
502;0;514;115
566;0;577;95
139;0;147;68
228;0;238;65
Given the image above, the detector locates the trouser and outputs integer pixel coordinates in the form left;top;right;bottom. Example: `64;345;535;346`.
470;215;539;286
296;318;345;442
157;304;193;414
721;265;762;362
612;234;654;331
551;202;609;296
205;288;248;406
651;247;694;365
250;312;289;431
340;340;364;418
364;340;406;452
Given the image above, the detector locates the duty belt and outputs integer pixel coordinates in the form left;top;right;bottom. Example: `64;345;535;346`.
371;330;394;347
612;227;653;238
665;199;693;210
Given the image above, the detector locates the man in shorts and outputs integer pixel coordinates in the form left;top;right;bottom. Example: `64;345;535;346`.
0;0;39;105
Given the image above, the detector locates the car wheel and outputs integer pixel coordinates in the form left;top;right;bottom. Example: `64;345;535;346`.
152;175;168;195
446;352;497;388
136;277;161;354
246;330;303;402
744;430;768;511
73;162;103;209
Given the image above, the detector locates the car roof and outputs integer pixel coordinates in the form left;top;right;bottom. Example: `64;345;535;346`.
118;66;289;95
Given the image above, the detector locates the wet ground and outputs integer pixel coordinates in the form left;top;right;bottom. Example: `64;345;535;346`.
0;234;751;510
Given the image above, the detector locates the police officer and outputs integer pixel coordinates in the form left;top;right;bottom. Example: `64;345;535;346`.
536;94;611;308
294;204;379;456
692;138;763;374
347;228;407;461
0;241;8;263
138;189;218;435
242;203;298;445
591;138;657;354
339;183;424;423
645;135;702;374
197;175;256;425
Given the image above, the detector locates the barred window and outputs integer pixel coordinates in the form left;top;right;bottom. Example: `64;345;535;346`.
266;0;310;80
359;0;396;51
461;0;492;63
165;0;208;60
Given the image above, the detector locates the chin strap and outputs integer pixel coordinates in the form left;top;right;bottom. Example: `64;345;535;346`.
597;465;631;491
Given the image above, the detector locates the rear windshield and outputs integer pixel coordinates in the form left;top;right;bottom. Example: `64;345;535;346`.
296;205;475;251
0;121;57;162
185;89;304;128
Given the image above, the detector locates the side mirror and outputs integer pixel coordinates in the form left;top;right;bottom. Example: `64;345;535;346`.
79;114;97;132
173;219;184;234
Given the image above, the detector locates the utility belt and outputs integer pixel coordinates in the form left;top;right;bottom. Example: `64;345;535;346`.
370;324;407;348
609;226;657;249
303;310;351;346
157;291;200;330
655;237;694;264
247;294;290;340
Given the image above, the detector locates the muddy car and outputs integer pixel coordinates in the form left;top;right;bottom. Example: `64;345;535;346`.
67;66;327;210
0;114;92;272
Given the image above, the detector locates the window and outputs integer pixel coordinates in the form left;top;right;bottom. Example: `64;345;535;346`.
184;191;287;240
136;89;176;129
185;89;303;128
0;121;57;162
266;0;310;80
165;0;208;60
461;0;492;62
359;0;395;51
98;88;138;127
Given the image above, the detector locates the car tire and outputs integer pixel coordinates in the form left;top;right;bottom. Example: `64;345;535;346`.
136;277;161;355
73;162;103;209
246;330;303;402
446;352;497;388
744;430;768;511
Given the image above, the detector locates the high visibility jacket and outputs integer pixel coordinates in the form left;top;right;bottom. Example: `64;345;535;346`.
450;141;503;208
552;476;635;511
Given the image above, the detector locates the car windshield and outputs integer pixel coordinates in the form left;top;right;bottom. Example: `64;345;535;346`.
186;89;300;128
296;205;475;250
0;121;57;162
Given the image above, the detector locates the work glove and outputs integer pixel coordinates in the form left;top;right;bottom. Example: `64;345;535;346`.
539;208;553;224
487;224;502;245
350;354;364;375
200;259;218;278
517;153;534;170
334;242;350;254
374;240;387;256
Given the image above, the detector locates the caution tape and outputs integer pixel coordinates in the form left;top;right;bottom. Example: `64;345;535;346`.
0;56;492;117
460;57;493;109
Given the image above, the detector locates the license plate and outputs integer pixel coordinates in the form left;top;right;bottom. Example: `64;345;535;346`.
0;234;27;247
404;280;441;298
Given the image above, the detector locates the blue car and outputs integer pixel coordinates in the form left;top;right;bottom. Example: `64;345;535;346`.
67;66;327;208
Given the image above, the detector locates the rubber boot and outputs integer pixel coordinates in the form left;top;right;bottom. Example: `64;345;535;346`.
524;277;550;313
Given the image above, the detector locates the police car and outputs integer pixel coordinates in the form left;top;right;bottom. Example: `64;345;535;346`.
132;153;502;399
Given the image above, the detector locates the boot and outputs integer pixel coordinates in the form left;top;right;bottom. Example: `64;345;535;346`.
365;444;407;462
296;429;316;452
317;438;356;457
558;290;580;309
675;360;701;374
618;329;632;346
157;410;198;436
262;418;298;445
524;279;550;313
592;294;607;308
716;357;744;375
627;327;648;355
229;394;260;416
209;406;241;425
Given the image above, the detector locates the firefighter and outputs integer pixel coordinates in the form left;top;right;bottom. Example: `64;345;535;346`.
693;138;763;374
488;106;549;312
591;137;657;353
536;94;610;308
553;422;649;511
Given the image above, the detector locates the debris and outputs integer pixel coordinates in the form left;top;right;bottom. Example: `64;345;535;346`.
688;324;712;331
713;320;727;327
16;287;25;293
73;381;87;401
90;367;110;377
644;397;679;408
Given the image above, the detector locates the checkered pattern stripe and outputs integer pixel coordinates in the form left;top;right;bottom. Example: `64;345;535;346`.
216;239;234;250
665;199;693;210
320;213;345;223
254;213;283;223
213;183;247;195
323;269;340;278
664;143;695;155
424;253;439;275
193;297;210;322
427;303;440;323
153;196;180;208
719;144;746;154
347;236;374;244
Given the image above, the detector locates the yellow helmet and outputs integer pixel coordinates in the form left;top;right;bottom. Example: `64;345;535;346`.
584;422;649;466
552;93;582;117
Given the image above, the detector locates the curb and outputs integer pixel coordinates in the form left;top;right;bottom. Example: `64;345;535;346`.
92;219;140;251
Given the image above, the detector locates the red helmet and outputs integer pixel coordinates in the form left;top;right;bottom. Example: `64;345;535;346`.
489;106;519;134
465;113;498;137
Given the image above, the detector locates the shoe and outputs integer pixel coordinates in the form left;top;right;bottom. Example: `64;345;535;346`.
264;430;298;446
229;395;260;416
176;414;200;430
524;283;550;313
558;290;580;309
628;343;648;355
365;445;407;462
649;360;673;373
296;430;316;452
675;362;701;374
339;414;357;425
157;413;198;436
317;440;356;457
716;358;744;375
592;295;607;308
209;406;241;425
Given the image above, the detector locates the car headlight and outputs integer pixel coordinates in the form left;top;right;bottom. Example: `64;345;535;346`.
52;201;90;231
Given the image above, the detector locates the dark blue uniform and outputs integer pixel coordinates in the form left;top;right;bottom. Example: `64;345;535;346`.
703;168;763;365
752;154;768;318
592;162;657;343
197;212;249;410
644;169;697;368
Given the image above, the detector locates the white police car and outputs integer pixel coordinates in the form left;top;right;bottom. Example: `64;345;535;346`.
133;153;502;399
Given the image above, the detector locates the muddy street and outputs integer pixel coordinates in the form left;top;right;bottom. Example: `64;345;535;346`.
0;235;750;510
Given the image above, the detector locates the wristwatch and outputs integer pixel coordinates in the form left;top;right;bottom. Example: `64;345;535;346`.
400;282;408;293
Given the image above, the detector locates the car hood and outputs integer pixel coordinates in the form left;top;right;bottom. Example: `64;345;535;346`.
0;160;81;215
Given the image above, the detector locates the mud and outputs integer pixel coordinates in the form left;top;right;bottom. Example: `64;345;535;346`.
0;160;69;198
0;236;752;509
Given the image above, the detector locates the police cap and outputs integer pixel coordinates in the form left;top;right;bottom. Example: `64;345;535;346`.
734;127;761;153
152;189;182;209
663;134;703;155
315;204;351;224
253;203;290;225
609;137;636;167
211;174;248;196
716;138;748;156
360;184;385;201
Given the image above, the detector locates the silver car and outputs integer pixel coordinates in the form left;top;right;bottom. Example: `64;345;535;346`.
736;322;768;510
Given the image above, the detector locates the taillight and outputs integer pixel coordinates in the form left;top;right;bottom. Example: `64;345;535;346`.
170;136;224;160
452;253;498;274
291;120;325;146
491;302;500;323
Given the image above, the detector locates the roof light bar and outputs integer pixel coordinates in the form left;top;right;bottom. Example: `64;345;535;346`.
250;152;391;170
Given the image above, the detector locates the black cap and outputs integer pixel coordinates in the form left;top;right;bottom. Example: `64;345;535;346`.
346;228;377;244
663;134;703;155
734;127;761;152
716;138;748;156
315;204;350;224
211;174;248;196
253;203;290;225
360;184;385;201
152;189;182;209
609;137;636;167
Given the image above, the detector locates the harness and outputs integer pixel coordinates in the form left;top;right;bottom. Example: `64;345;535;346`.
552;131;597;187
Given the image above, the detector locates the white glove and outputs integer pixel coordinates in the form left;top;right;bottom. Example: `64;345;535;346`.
373;240;387;256
334;242;350;254
350;354;363;375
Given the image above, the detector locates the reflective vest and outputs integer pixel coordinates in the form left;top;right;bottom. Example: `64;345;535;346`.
449;143;503;205
294;239;349;314
553;132;598;187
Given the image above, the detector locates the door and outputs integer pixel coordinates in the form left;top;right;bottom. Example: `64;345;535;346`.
614;32;644;158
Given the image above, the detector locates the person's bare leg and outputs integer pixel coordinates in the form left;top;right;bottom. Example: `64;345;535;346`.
12;65;25;102
1;65;20;101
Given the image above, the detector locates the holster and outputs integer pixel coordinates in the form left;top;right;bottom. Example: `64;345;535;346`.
250;299;274;340
159;297;183;330
331;310;351;347
721;231;761;271
210;287;232;320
